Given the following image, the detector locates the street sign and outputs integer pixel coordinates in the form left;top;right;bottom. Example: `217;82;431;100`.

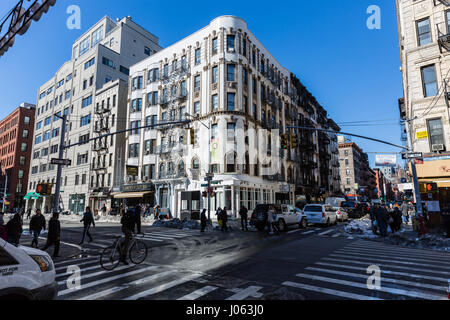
402;152;423;160
204;177;213;181
51;158;71;166
211;181;221;185
201;184;208;187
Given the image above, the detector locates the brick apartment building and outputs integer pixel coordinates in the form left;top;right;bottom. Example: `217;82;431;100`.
0;103;35;210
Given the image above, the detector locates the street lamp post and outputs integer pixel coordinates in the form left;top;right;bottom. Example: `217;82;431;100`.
52;114;67;214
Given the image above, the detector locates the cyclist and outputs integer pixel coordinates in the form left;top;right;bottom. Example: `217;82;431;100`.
120;209;135;265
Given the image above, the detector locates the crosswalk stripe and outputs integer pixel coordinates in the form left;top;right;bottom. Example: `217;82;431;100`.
58;265;159;296
347;242;450;258
123;273;203;300
294;273;446;300
302;230;316;235
322;257;450;277
56;263;103;279
332;233;341;238
334;249;449;269
139;236;164;242
55;259;98;272
145;232;191;237
315;261;449;283
57;264;132;286
54;257;96;267
225;286;263;300
282;281;382;300
329;253;450;270
318;229;335;236
345;244;450;261
78;270;178;300
336;247;450;263
287;229;302;234
305;267;447;292
177;286;218;300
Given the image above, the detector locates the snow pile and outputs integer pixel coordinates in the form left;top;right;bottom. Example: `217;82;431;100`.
387;233;450;253
152;218;202;230
344;218;378;239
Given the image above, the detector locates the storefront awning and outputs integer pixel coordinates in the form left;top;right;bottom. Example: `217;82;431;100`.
112;192;152;199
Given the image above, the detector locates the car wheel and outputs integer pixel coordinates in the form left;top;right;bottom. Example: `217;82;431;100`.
299;218;307;229
278;219;286;232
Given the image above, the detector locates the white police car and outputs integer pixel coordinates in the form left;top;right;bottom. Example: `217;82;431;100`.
0;237;57;300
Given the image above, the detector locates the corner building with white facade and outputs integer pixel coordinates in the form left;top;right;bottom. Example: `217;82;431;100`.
124;16;340;218
27;16;162;213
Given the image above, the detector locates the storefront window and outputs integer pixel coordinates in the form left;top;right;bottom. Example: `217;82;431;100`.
225;187;232;210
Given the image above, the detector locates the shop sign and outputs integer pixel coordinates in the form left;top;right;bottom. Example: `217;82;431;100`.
126;165;139;176
123;183;154;192
416;131;428;140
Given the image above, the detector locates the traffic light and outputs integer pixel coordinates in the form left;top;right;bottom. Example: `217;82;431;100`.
281;134;290;150
426;183;438;192
290;134;298;149
189;128;195;145
36;183;51;195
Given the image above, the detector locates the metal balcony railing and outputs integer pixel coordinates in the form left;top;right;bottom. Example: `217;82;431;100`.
91;162;107;171
92;142;108;152
436;21;450;53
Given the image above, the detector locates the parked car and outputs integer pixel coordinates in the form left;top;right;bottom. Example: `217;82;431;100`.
250;204;282;231
276;204;307;231
303;204;337;226
325;197;346;208
0;238;57;300
341;201;362;219
334;207;349;222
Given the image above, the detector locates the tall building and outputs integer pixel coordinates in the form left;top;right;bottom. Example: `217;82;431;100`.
397;0;450;206
0;103;35;209
26;16;162;213
121;16;340;217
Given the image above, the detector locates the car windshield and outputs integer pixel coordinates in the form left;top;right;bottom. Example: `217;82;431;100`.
304;205;322;212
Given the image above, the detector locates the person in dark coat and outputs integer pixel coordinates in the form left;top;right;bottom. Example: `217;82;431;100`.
79;206;95;245
41;212;60;257
200;209;207;233
134;204;142;234
6;213;22;246
221;207;228;232
374;204;388;237
441;206;450;238
0;212;7;241
30;209;46;248
120;209;135;265
239;206;249;231
26;208;32;220
393;206;403;232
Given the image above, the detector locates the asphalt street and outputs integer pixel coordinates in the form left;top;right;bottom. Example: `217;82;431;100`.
15;218;450;300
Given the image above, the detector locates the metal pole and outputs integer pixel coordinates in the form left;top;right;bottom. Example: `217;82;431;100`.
2;173;7;212
207;119;211;221
52;114;67;214
404;119;423;217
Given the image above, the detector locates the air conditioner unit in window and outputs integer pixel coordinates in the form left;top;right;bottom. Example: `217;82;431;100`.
228;49;235;53
227;82;237;89
432;144;445;152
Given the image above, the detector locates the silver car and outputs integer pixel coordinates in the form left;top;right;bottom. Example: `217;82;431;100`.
334;207;349;222
303;204;338;226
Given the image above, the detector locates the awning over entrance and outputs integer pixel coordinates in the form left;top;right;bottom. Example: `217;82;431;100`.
112;192;152;199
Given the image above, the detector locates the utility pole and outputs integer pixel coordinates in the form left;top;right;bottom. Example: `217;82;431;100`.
2;173;7;212
52;114;67;214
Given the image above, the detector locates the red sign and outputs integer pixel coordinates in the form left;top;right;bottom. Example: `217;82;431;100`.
414;159;424;164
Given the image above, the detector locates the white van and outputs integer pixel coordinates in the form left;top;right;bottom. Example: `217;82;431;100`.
0;238;57;300
303;204;338;226
325;197;346;208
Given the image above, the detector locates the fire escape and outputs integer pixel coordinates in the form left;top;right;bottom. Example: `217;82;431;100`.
155;60;190;181
91;100;111;188
434;0;450;7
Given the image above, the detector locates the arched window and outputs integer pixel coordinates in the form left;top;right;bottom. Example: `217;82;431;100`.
178;161;185;176
243;153;250;175
168;162;174;175
159;163;166;179
192;157;200;170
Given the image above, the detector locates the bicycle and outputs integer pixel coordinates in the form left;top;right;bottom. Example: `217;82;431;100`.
100;234;148;270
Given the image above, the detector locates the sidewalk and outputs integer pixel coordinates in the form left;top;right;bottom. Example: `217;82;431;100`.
344;217;450;252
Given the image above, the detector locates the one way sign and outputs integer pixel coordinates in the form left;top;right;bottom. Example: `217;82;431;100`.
51;158;71;166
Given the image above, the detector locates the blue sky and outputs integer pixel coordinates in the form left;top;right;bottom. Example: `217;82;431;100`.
0;0;403;167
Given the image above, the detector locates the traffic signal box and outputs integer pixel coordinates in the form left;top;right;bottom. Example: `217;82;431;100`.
189;128;195;145
36;183;53;195
425;183;438;192
281;134;290;150
281;134;298;150
290;134;298;149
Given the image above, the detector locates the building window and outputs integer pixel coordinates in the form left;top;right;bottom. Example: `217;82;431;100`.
427;118;445;149
131;121;141;135
21;143;27;152
194;75;201;91
227;93;235;111
102;57;115;68
131;99;142;112
227;64;235;82
148;68;159;82
227;35;235;51
417;18;431;46
344;150;349;157
227;123;235;142
211;95;218;111
421;65;438;97
212;66;218;84
44;117;51;126
43;131;50;142
84;57;95;69
226;152;236;172
194;101;200;115
128;143;140;158
132;76;143;90
211;124;218;140
19;156;26;165
192;158;200;170
82;95;93;108
212;37;218;55
80;114;91;127
22;129;29;138
35;135;41;145
36;121;42;130
144;46;151;56
195;48;201;65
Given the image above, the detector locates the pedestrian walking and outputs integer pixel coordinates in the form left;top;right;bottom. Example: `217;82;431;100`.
0;212;6;241
6;213;23;246
120;209;135;265
135;204;142;234
200;209;207;232
154;205;160;219
239;206;249;231
221;207;228;232
29;209;46;248
101;205;107;216
267;206;275;235
26;208;32;220
400;201;409;224
79;206;95;245
41;212;60;258
393;206;403;232
374;203;388;237
216;207;222;229
387;210;396;234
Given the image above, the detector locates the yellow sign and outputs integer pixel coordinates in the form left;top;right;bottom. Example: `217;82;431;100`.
416;131;428;140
